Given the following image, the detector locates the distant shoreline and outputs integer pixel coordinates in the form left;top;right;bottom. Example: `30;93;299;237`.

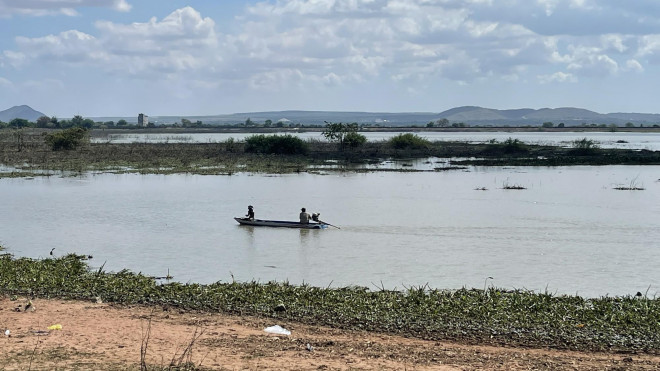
89;126;660;136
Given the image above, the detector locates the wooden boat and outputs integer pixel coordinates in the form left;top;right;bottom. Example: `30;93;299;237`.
234;217;328;229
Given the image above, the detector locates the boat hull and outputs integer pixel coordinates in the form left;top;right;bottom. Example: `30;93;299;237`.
234;217;327;229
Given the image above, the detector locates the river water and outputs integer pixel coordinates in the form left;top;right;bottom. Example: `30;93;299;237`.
1;166;658;298
93;131;660;151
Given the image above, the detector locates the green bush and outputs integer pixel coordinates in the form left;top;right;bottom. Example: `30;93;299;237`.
245;134;308;155
502;137;528;154
343;132;367;148
570;138;600;155
388;133;430;150
44;127;89;151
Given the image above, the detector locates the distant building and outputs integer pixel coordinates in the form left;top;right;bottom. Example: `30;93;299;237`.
138;113;149;127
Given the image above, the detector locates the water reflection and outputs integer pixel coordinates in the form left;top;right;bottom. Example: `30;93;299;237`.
92;131;660;150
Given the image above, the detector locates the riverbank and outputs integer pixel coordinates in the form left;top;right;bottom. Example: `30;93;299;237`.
3;298;660;370
1;253;660;370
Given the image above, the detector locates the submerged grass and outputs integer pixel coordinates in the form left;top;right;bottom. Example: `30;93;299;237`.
2;130;660;177
2;253;660;354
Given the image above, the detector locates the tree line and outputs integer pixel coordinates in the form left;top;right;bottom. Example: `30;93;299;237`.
0;115;132;129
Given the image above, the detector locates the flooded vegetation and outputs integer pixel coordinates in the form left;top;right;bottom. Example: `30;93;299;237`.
1;129;659;177
2;253;660;353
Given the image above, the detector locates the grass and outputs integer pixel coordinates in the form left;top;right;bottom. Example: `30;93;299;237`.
613;176;645;190
1;130;660;176
1;253;660;354
502;179;527;190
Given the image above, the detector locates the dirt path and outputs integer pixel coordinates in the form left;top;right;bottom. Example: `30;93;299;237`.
1;297;658;370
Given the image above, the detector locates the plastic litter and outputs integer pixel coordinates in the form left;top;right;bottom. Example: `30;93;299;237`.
47;324;62;331
4;329;9;336
264;325;291;335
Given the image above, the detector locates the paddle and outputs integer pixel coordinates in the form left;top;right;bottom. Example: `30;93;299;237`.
318;219;340;229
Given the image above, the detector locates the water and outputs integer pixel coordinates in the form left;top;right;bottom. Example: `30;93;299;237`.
93;131;660;150
1;166;659;298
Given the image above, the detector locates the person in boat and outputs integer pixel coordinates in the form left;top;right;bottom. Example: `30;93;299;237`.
299;207;311;224
246;205;255;220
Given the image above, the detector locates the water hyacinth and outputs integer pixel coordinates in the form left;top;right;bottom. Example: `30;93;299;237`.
1;253;660;353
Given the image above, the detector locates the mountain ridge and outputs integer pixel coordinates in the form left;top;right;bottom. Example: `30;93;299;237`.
0;105;47;122
3;105;660;126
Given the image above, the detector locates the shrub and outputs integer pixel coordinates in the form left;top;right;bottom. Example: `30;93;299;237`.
502;137;528;154
570;138;599;155
343;132;367;148
245;134;308;155
44;127;89;151
388;133;430;150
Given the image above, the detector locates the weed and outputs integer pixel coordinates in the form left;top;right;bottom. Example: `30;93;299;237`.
502;179;526;189
613;176;645;190
1;254;660;353
570;138;600;155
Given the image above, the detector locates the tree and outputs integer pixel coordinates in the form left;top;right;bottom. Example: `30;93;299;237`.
436;118;450;127
542;122;554;128
50;116;60;128
82;118;95;129
116;119;128;126
9;118;29;128
322;122;360;151
265;119;273;127
557;123;565;128
181;118;192;127
71;115;84;127
36;115;51;128
625;122;635;128
427;121;435;128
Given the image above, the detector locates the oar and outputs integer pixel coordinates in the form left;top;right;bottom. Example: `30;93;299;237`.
318;219;340;229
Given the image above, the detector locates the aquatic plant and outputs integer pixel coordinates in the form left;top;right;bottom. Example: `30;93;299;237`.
502;179;526;189
613;176;645;190
2;253;660;353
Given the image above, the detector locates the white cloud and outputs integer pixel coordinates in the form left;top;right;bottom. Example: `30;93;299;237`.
538;71;577;83
0;0;131;17
625;59;644;72
0;76;12;87
6;7;218;77
1;1;656;94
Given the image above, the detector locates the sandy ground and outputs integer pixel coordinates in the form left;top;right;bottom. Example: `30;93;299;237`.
1;297;659;370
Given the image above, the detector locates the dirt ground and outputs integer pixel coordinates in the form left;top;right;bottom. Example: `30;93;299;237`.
1;297;659;370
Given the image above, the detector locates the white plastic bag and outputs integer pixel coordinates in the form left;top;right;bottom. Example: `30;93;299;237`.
264;325;291;335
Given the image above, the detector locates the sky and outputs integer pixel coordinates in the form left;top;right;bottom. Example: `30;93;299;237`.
2;0;660;118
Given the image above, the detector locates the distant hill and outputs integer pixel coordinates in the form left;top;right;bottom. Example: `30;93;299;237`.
0;105;46;122
137;107;660;127
35;106;660;127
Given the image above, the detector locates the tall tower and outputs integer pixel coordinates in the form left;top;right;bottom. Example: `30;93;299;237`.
138;113;149;127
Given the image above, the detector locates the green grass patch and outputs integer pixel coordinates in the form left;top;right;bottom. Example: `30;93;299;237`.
1;253;660;353
387;133;431;150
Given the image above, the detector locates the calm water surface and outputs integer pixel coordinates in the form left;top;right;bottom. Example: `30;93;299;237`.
1;166;659;298
94;131;660;150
